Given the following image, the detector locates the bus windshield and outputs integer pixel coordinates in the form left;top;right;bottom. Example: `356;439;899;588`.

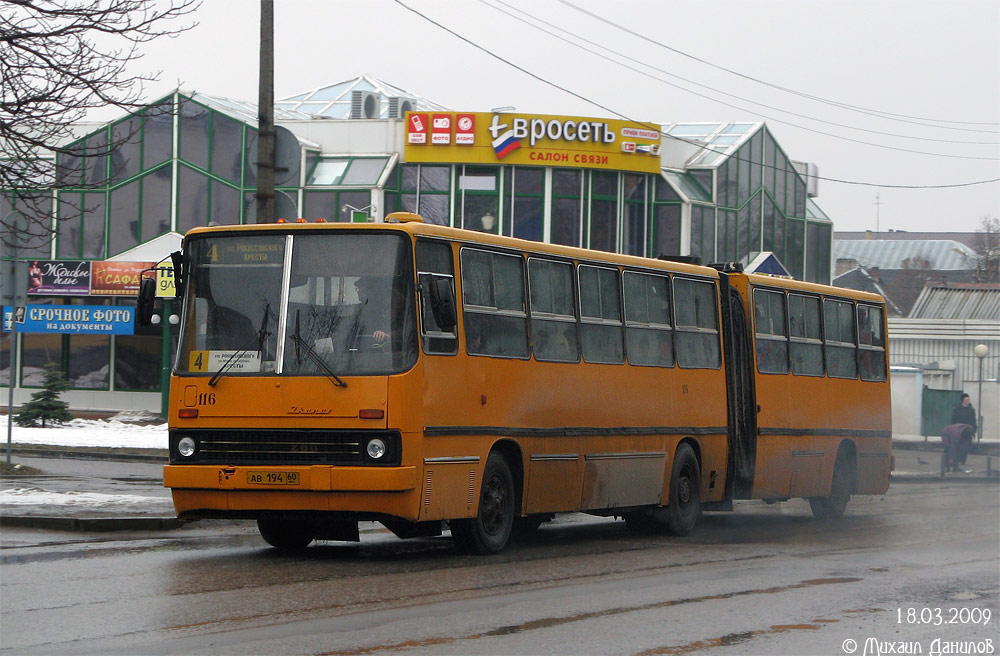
177;231;417;377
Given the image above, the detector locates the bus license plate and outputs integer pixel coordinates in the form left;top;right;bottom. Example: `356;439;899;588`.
247;471;300;485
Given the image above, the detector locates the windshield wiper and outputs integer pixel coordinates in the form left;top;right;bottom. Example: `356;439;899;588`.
208;304;271;387
292;309;347;388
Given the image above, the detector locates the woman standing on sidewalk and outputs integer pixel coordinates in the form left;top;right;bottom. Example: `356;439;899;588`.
950;393;978;469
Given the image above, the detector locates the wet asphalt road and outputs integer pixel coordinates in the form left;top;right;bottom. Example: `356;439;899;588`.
1;478;997;655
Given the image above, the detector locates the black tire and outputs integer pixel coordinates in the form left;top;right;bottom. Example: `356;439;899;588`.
257;519;315;550
809;447;855;519
451;452;515;554
663;443;702;536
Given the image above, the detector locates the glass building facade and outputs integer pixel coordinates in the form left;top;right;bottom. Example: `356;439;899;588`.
2;78;834;412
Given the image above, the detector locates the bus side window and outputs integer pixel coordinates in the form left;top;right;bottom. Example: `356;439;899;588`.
823;298;858;379
624;271;674;367
788;293;823;376
461;248;528;358
857;304;887;382
416;240;458;355
578;265;624;364
528;258;579;362
753;289;789;375
673;277;721;369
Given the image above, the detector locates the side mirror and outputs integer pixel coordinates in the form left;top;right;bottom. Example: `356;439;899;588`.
169;250;184;299
428;277;457;331
136;277;156;326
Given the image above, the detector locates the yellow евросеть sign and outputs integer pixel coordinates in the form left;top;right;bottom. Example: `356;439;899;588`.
404;112;663;174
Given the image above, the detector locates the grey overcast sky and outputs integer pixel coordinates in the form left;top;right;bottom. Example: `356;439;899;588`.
126;0;999;233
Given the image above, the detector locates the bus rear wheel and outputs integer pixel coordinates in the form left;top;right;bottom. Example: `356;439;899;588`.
257;519;315;550
624;444;702;536
451;452;515;554
663;443;702;536
809;447;855;519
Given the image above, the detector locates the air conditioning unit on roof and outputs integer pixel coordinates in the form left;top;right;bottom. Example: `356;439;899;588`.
387;96;415;119
792;161;820;198
350;90;381;119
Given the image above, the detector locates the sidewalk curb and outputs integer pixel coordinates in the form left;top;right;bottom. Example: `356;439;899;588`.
892;441;999;456
891;474;999;484
7;446;167;464
0;515;182;531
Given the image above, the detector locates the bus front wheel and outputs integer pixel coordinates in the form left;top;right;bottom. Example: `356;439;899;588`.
808;448;855;519
451;452;515;554
257;519;315;550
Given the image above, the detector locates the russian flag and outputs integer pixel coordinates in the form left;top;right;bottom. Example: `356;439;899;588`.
492;129;521;159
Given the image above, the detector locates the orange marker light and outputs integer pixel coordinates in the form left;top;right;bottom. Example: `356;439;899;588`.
359;409;384;419
178;408;199;418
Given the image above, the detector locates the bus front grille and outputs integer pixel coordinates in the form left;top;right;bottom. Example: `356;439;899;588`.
168;429;401;466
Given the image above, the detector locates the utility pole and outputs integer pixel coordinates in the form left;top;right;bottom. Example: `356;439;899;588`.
2;211;29;465
256;0;275;223
873;193;881;234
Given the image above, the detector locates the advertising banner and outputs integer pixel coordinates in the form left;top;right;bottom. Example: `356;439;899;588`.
155;263;176;298
407;113;428;144
404;111;663;174
91;261;154;296
2;304;135;335
431;114;452;144
26;260;91;296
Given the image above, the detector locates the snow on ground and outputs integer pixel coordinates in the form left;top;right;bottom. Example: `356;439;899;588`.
0;487;172;510
0;415;170;512
0;414;167;450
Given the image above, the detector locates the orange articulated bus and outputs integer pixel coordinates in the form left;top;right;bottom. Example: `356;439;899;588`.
145;212;891;554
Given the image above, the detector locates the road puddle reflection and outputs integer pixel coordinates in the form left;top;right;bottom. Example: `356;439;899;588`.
639;622;825;655
320;577;861;655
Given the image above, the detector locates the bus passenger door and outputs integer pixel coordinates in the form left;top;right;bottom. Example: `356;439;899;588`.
719;274;757;500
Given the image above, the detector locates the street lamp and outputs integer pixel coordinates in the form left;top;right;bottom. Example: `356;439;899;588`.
974;343;988;442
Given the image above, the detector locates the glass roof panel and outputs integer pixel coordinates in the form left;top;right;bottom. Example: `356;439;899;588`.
721;123;754;134
662;170;711;202
307;86;348;101
275;75;452;119
308;159;349;185
341;158;389;185
294;101;335;110
668;123;720;136
688;146;729;167
710;135;741;145
806;198;831;222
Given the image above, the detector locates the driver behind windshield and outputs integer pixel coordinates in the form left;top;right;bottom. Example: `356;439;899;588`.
353;277;396;347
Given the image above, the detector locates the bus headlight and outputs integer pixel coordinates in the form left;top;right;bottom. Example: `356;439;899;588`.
366;438;386;460
177;437;197;458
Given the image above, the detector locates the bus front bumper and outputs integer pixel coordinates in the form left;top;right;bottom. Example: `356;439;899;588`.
163;464;420;520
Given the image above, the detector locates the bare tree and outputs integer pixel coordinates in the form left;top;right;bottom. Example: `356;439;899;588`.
1;0;198;248
973;215;999;283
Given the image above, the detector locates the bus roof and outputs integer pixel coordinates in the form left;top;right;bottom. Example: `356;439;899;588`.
743;271;886;304
183;221;883;304
183;220;720;279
